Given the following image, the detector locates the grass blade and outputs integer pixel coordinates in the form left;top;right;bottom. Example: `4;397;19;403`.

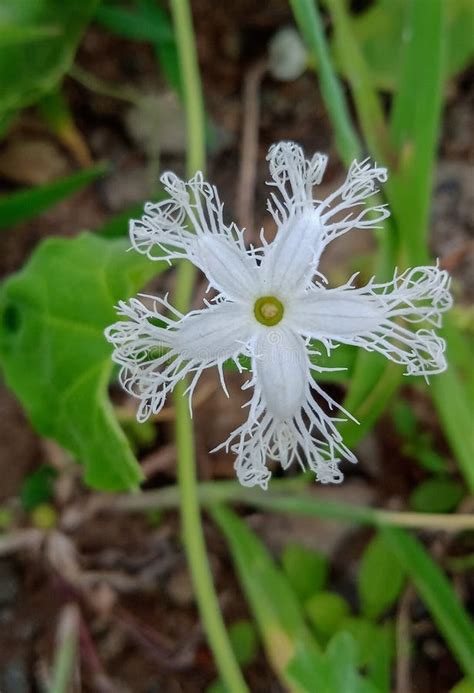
211;504;321;689
289;0;361;163
50;604;80;693
389;0;445;262
0;163;107;230
431;367;474;492
325;0;393;167
95;4;173;43
382;527;474;679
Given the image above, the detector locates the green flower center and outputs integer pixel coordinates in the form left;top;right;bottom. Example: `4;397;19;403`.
253;295;284;326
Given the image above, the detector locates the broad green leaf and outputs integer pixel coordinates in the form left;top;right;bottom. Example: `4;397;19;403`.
210;505;321;688
409;478;465;513
0;0;99;112
0;232;162;490
358;533;405;619
0;24;61;46
0;164;107;231
382;527;474;679
281;543;328;602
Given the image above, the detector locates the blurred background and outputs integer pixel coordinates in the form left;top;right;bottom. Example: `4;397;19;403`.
0;1;473;692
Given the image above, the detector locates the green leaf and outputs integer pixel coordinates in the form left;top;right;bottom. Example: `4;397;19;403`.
97;192;166;238
281;543;328;602
340;617;379;666
286;631;379;693
289;0;361;164
416;449;447;474
0;232;162;490
325;0;392;166
205;619;259;691
409;478;465;513
0;110;16;140
382;527;474;679
0;24;61;47
305;591;351;640
451;678;474;693
337;0;474;92
95;1;181;93
228;620;259;667
0;0;99;113
98;202;148;238
210;505;321;688
358;533;405;619
389;0;445;260
339;617;394;691
339;355;401;448
431;362;474;493
95;3;173;43
366;623;394;693
391;399;417;441
20;464;57;510
0;164;107;231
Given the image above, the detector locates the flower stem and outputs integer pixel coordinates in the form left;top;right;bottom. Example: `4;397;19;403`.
170;1;248;690
110;480;474;533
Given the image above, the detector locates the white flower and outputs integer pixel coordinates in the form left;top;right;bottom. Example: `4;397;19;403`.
105;142;452;489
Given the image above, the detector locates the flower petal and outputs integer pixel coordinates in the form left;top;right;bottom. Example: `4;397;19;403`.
215;380;356;490
173;299;254;361
289;265;452;377
258;210;323;295
253;327;308;420
105;297;253;421
197;235;259;301
266;141;328;222
317;158;389;245
211;326;356;489
129;171;257;301
261;145;390;295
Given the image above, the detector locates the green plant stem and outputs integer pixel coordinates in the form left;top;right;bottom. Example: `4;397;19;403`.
170;0;205;178
50;605;80;693
290;0;361;163
110;480;474;532
325;0;394;168
290;0;402;445
68;64;141;104
170;1;247;690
